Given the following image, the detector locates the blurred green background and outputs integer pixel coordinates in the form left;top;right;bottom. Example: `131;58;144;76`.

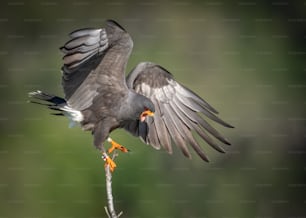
1;0;306;217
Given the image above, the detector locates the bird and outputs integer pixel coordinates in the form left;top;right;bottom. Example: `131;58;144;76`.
29;19;234;172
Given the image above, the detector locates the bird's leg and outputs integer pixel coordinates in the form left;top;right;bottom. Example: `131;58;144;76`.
99;144;117;172
107;137;129;154
102;152;117;173
101;138;128;173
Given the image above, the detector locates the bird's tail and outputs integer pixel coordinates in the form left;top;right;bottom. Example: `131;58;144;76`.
28;90;67;115
28;90;84;128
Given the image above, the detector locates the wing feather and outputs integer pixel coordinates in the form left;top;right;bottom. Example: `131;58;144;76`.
69;28;102;38
176;84;219;114
60;20;133;110
61;29;108;69
175;90;233;128
145;117;160;150
170;96;226;154
125;62;233;161
162;103;191;158
152;98;172;152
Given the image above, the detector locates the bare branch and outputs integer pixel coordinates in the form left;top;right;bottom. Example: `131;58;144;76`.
104;151;123;218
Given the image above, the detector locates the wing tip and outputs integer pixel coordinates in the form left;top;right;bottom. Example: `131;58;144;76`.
216;134;232;146
106;19;126;32
224;122;235;128
200;154;210;162
223;138;232;145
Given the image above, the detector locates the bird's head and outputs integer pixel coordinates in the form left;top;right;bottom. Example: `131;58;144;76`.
139;99;155;122
122;92;155;123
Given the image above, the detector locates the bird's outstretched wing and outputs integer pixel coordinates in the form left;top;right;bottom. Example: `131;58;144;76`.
61;20;133;110
125;62;234;161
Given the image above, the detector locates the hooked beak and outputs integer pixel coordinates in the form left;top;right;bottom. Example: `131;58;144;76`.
140;109;154;122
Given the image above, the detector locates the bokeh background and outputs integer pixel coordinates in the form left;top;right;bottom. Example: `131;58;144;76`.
1;0;306;217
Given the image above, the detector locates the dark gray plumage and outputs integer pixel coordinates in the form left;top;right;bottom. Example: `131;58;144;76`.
29;19;233;162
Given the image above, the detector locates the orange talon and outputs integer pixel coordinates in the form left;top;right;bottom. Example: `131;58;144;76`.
102;153;117;172
107;138;129;153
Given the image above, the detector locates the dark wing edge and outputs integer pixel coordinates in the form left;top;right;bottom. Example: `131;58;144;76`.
125;62;234;162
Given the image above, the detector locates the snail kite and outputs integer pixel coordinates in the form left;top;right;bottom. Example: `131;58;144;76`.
29;20;233;171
